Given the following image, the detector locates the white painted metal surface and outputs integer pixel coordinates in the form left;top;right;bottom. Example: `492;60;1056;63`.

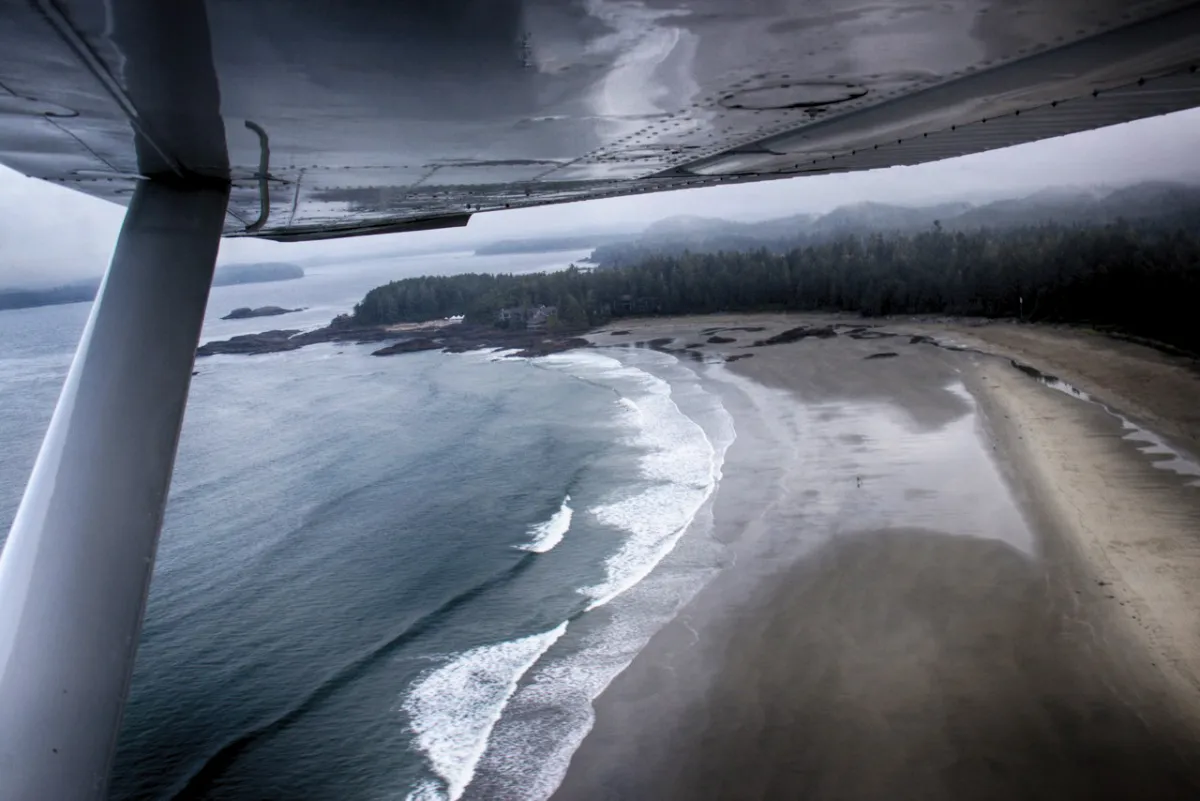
0;180;229;800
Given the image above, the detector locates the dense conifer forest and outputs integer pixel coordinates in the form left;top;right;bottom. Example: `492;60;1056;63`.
346;219;1200;352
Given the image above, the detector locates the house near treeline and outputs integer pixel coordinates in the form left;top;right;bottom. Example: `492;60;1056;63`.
496;304;558;329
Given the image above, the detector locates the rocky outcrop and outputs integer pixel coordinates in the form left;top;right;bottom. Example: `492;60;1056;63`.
198;321;594;360
512;337;590;358
752;325;838;346
196;330;303;356
371;338;441;356
221;306;303;320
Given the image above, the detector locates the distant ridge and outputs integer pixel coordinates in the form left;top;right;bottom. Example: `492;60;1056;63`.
590;181;1200;267
0;262;305;312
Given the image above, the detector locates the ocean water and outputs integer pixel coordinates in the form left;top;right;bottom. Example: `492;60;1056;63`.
0;250;734;801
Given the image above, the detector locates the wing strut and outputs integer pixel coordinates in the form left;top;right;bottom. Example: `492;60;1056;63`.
0;178;229;800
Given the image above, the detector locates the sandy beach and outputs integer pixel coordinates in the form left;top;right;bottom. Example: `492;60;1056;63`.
551;315;1200;801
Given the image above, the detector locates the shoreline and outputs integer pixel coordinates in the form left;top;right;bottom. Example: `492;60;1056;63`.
195;321;594;358
549;313;1200;800
965;352;1200;724
193;311;1200;798
459;346;738;800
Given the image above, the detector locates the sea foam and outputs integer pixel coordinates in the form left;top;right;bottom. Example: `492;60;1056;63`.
517;495;573;553
470;350;735;798
552;353;719;609
403;623;568;801
407;349;735;801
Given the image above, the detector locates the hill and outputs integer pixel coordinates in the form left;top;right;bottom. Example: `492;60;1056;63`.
589;181;1200;268
0;262;305;312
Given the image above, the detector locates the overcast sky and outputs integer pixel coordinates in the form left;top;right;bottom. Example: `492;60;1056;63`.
1;107;1197;288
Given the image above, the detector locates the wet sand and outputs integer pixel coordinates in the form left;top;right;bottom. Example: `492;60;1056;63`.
554;316;1200;800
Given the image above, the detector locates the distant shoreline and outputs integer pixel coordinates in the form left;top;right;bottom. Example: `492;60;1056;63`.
0;262;304;313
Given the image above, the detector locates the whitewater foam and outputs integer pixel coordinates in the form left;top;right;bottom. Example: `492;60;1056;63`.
473;349;736;799
405;780;445;801
578;358;718;609
518;496;574;553
402;623;568;801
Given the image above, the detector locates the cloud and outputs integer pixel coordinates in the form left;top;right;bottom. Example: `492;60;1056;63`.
0;106;1196;287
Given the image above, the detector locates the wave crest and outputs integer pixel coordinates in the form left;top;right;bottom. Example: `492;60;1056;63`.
403;623;568;801
517;496;573;553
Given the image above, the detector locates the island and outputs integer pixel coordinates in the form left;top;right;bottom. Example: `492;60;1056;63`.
221;306;304;320
196;330;304;356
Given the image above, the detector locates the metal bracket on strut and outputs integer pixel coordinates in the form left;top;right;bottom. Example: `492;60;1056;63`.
244;120;270;232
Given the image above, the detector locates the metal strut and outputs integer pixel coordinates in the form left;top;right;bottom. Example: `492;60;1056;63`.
0;179;230;800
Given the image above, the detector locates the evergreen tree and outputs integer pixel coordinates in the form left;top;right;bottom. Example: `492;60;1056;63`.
346;222;1200;352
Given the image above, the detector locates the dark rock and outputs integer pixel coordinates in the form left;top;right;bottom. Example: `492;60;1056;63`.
221;305;303;320
846;329;897;340
707;335;736;344
1011;359;1059;382
864;351;900;360
700;326;767;336
512;338;590;358
725;353;755;362
199;320;594;361
610;330;631;335
371;338;441;356
196;329;302;356
684;342;706;349
753;325;838;346
647;337;674;349
909;335;936;345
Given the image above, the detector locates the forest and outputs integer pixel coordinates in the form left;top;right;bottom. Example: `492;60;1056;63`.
345;221;1200;352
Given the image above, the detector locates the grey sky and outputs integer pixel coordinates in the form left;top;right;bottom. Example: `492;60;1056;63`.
1;107;1197;288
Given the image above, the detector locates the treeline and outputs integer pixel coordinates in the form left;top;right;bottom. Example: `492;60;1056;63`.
347;222;1200;351
0;281;96;311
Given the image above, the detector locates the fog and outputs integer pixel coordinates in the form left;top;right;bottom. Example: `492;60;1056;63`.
0;107;1197;288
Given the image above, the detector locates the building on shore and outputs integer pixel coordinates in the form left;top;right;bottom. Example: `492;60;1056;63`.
527;305;557;330
497;305;557;329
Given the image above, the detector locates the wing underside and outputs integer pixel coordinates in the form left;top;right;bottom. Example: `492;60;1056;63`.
0;0;1197;242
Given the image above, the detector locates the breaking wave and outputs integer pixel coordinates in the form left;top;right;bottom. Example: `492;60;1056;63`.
517;496;573;553
402;623;569;801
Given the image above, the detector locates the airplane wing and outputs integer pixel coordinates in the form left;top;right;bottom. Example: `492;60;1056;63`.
0;0;1198;243
2;4;1200;798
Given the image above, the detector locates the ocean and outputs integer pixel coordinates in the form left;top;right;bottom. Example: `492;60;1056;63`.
0;249;734;801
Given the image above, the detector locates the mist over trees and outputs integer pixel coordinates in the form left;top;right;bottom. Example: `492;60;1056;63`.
346;183;1200;351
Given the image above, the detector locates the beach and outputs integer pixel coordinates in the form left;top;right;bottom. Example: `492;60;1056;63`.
552;315;1200;801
